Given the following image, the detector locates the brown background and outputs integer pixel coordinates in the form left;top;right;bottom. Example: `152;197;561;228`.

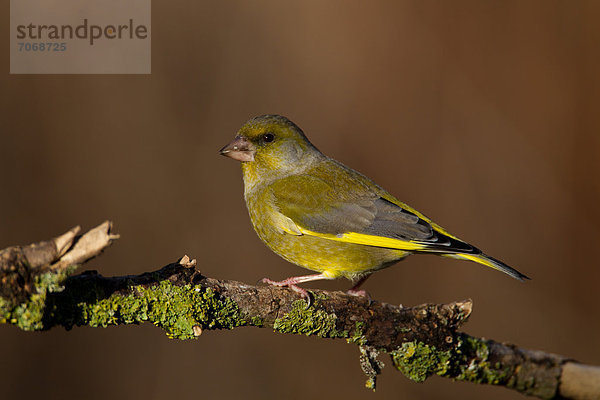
1;1;599;399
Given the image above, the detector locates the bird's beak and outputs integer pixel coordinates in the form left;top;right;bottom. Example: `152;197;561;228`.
219;136;256;162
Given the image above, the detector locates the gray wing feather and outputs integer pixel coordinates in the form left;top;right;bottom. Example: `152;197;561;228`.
294;196;435;241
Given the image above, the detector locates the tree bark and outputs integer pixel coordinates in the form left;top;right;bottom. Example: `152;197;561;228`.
1;222;598;399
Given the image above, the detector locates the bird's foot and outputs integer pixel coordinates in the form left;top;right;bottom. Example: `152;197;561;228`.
346;275;372;301
346;288;372;305
261;277;312;304
346;288;370;298
260;274;331;306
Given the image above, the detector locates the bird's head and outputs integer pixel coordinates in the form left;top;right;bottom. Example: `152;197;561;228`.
220;115;321;178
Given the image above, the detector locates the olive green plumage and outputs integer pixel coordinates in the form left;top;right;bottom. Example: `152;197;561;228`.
220;115;528;289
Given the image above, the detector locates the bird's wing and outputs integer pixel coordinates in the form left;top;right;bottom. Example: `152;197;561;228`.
268;175;476;254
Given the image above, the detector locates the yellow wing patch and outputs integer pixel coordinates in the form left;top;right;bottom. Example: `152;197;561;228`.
443;253;501;272
299;228;427;251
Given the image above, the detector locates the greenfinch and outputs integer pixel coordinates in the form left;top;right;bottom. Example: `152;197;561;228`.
220;115;528;297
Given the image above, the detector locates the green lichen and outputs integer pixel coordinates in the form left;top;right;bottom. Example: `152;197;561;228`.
0;296;10;323
347;321;366;345
58;280;247;339
273;300;345;338
389;335;518;385
251;316;264;327
450;334;513;385
1;265;250;339
359;345;384;391
365;378;376;390
390;341;452;382
1;266;76;331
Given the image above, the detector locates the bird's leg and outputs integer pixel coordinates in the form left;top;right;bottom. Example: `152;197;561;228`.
346;275;371;298
261;273;332;301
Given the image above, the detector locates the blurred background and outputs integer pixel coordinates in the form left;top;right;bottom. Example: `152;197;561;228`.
1;1;599;399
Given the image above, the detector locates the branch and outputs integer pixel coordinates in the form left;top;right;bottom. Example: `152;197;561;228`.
1;223;598;399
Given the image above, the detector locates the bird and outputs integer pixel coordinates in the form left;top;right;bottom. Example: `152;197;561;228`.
220;114;529;298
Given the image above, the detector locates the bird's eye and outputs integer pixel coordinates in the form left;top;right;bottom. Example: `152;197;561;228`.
262;133;275;143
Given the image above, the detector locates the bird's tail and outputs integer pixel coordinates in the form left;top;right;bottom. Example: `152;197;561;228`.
442;253;530;281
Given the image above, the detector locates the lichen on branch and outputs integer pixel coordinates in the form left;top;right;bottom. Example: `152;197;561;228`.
1;222;596;400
